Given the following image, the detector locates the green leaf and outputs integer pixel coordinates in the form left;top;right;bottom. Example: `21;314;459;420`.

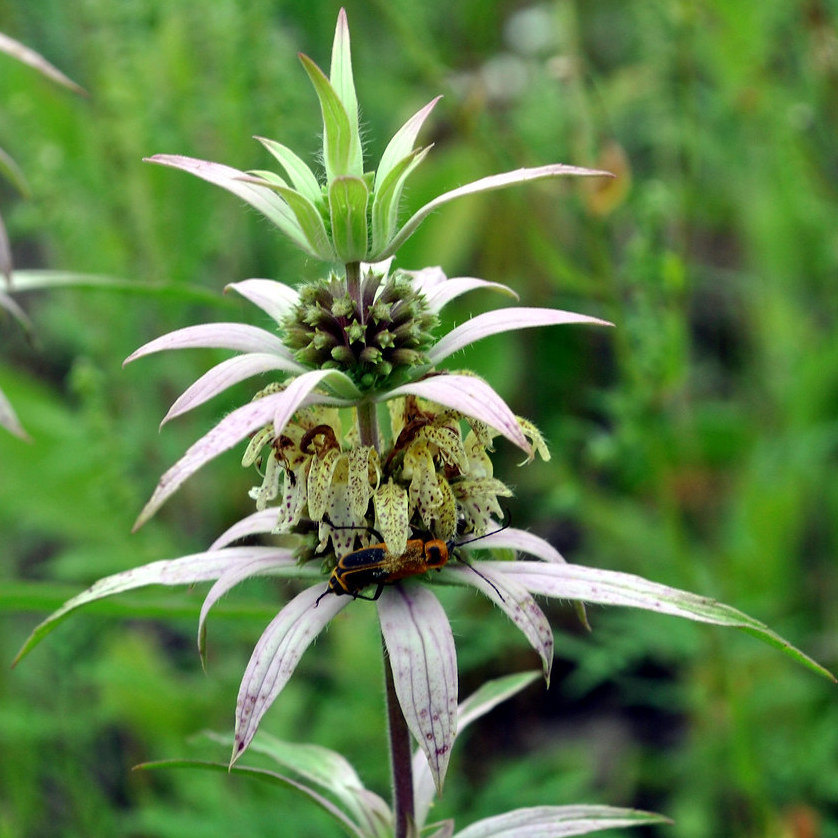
203;731;392;835
329;9;361;156
375;96;440;193
136;760;366;838
255;137;323;205
299;54;362;181
329;176;370;262
370;145;431;257
239;173;335;262
0;145;30;197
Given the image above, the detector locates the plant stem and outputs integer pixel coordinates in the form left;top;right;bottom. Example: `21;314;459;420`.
356;400;380;452
346;260;362;322
383;634;415;838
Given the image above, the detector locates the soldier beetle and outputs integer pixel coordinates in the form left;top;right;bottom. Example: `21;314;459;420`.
315;516;507;605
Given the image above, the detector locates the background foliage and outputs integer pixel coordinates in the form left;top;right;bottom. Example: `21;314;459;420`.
1;1;837;836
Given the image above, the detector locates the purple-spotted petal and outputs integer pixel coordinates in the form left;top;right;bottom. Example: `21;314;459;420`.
378;585;458;793
161;352;302;426
210;509;281;549
226;278;301;324
198;548;300;661
124;322;291;364
443;564;553;682
428;307;613;366
385;374;530;455
382;163;614;258
233;585;350;764
13;547;273;666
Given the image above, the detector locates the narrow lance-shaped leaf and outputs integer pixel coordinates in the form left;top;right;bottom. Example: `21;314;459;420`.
329;176;369;262
134;369;358;529
137;760;366;838
0;212;11;284
381;163;614;258
299;54;361;181
370;145;432;258
376;96;441;191
255;137;322;205
0;386;28;439
329;8;361;163
237;173;335;262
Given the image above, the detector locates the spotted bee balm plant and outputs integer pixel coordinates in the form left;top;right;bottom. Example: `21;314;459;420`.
16;10;833;838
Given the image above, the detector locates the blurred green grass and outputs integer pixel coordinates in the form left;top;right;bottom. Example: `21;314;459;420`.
2;1;837;836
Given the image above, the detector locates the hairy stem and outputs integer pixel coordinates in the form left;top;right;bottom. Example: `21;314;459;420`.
356;400;380;452
383;634;415;838
345;260;362;323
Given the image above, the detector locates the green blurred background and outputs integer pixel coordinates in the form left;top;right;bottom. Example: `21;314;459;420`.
1;1;837;836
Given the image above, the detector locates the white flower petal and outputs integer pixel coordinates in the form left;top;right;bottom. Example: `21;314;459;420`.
428;307;613;366
383;163;614;257
385;374;530;455
210;509;281;549
445;564;553;682
233;585;349;763
422;277;518;315
464;527;567;563
226;278;301;324
145;155;316;256
124;322;290;364
161;353;301;425
198;548;298;660
134;392;286;529
378;585;458;793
